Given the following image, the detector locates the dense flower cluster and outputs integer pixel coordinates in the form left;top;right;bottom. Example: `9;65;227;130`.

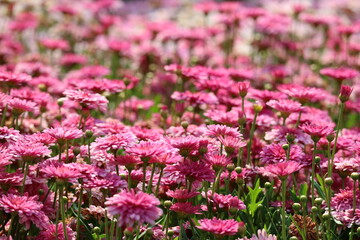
0;0;359;239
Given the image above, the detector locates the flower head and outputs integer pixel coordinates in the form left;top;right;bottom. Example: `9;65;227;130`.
197;217;242;236
261;161;303;179
105;190;162;227
339;85;353;103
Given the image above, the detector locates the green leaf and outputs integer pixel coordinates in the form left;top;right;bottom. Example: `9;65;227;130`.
246;179;264;216
300;183;308;196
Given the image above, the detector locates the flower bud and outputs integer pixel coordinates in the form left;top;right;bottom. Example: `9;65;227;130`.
253;104;263;113
322;213;330;220
238;81;250;98
235;167;242;174
282;144;289;151
311;206;318;214
265;182;272;189
198;140;208;155
238;222;246;236
326;134;335;142
325;177;333;186
73;146;81;156
289;237;298;240
227;163;235;172
167;230;174;237
286;133;295;144
181;121;189;130
293;203;301;212
93;226;101;235
315;198;323;206
164;200;172;208
300;195;307;204
339;85;353;103
85;130;93;139
351;172;359;180
57;99;64;107
314;156;321;164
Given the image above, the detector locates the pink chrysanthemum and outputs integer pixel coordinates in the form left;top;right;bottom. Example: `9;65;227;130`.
36;222;76;240
164;160;215;183
300;123;334;142
197;217;242;236
206;125;241;139
0;193;50;230
126;141;173;161
0;71;31;87
0;126;20;145
82;169;127;190
208;192;246;211
278;84;326;103
171;91;218;106
166;189;200;202
39;160;83;182
167;136;199;158
8;98;37;115
9;140;51;161
259;143;305;164
261;161;303;178
170;202;201;217
320;67;358;81
105;190;162;227
218;136;247;155
64;89;108;112
240;229;277;240
205;154;232;170
44;127;83;144
267;99;302;117
92;133;137;152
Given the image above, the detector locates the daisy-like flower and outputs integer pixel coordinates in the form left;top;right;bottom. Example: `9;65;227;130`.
171;91;218;106
8;98;37;115
44;127;83;145
259;143;305;164
0;193;50;230
168;136;199;158
206;125;241;139
240;229;277;240
218;136;247;155
320;67;358;82
197;217;242;236
278;84;326;103
170;202;201;217
39;160;83;183
261;161;303;179
208;192;246;211
40;38;69;51
92;133;137;153
0;71;31;88
333;157;360;177
113;155;142;170
105;190;162;227
82;169;127;190
166;189;200;202
300;123;334;143
36;222;76;240
267;99;302;119
205;154;232;171
126;141;173;162
164;159;215;183
339;85;353;103
9;140;51;161
0;126;20;145
249;89;287;103
64;89;108;112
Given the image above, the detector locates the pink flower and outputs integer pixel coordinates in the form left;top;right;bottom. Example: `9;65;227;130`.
166;189;200;201
105;190;162;227
8;98;37;115
0;127;20;145
82;169;127;190
168;136;199;157
164;160;215;183
197;217;242;236
278;84;326;103
241;229;277;240
261;161;303;178
44;127;83;144
39;160;83;182
36;222;76;240
260;143;305;164
0;71;31;87
208;191;246;211
126;141;173;161
339;85;353;103
64;89;108;112
92;133;137;152
238;81;251;97
218;136;247;155
170;202;201;217
0;193;50;230
171;91;218;106
205;154;232;170
206;125;241;139
267;99;302;117
9;140;51;160
40;38;69;51
320;67;358;81
300;123;334;142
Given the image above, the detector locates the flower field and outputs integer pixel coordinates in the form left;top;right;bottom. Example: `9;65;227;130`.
0;0;360;239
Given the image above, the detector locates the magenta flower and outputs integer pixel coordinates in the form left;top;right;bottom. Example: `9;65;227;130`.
260;143;305;164
36;222;76;240
300;123;334;142
261;161;303;179
267;99;302;117
170;202;201;217
339;85;353;103
197;217;242;236
165;160;215;183
92;133;137;152
105;190;162;227
0;193;50;230
320;67;358;81
44;127;83;144
166;189;200;202
64;89;108;112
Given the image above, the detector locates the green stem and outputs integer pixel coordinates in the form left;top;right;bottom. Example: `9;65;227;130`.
128;169;132;190
349;179;357;240
164;208;170;239
155;167;164;197
142;162;148;192
59;185;68;240
295;111;302;128
1;104;8;126
147;163;156;193
330;103;344;177
20;161;29;194
55;186;60;240
76;184;83;240
311;142;318;210
247;112;258;166
281;178;287;240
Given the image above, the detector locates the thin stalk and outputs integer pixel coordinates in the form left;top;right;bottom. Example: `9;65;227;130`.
147;163;156;193
349;179;357;240
55;186;60;240
281;178;287;240
295;111;302;128
247;112;258;166
59;185;68;240
330;103;344;177
1;104;8;126
76;184;83;240
142;162;148;192
311;142;318;209
155;167;164;197
8;213;16;237
128;169;132;190
20;161;29;194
